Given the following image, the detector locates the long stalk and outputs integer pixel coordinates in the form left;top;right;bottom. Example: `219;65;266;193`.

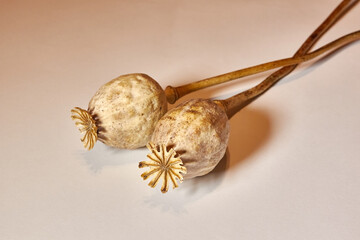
165;0;359;105
215;0;359;118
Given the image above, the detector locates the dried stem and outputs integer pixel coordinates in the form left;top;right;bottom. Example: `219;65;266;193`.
165;0;358;104
216;0;359;118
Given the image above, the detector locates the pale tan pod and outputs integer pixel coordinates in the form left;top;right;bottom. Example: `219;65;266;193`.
139;98;229;192
72;73;168;149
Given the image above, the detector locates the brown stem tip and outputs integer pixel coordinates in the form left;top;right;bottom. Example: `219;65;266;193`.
139;142;187;193
70;107;98;150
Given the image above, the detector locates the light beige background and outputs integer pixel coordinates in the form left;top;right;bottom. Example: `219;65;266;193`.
1;0;359;239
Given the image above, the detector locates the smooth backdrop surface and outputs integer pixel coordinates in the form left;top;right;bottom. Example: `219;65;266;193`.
1;0;359;239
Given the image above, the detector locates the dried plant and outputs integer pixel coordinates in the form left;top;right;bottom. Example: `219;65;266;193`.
69;30;356;150
139;0;360;192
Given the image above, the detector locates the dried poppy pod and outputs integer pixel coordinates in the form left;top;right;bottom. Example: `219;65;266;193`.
140;99;229;191
71;28;359;150
71;74;167;149
139;28;360;192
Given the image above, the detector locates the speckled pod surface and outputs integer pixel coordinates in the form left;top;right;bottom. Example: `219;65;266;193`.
151;99;230;179
88;73;167;149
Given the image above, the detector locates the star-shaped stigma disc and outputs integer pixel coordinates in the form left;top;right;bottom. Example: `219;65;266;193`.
71;107;98;150
139;142;187;193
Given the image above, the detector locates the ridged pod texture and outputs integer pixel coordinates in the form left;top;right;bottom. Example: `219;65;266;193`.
88;73;167;149
151;99;230;179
